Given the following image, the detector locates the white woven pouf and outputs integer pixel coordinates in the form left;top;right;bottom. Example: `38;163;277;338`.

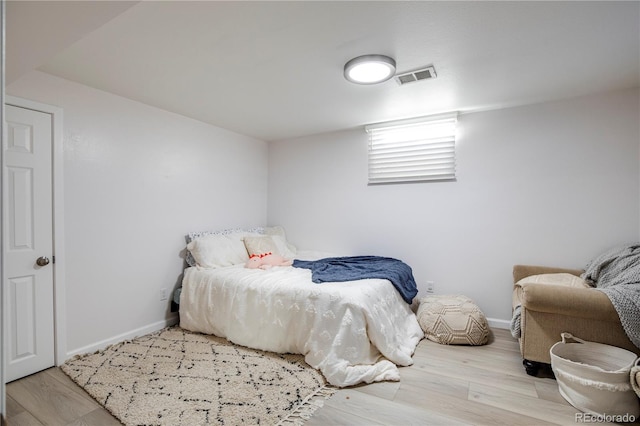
417;294;489;345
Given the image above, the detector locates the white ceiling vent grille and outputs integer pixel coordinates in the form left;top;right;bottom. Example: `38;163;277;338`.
395;66;437;86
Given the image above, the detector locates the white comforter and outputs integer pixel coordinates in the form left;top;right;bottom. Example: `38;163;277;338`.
179;253;423;387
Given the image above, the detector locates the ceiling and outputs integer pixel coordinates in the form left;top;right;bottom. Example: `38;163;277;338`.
7;1;640;142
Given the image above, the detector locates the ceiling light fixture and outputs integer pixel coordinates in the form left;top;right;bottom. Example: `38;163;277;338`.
344;54;396;85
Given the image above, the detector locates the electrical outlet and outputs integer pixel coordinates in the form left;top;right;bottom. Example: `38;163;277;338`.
160;288;168;301
426;280;435;294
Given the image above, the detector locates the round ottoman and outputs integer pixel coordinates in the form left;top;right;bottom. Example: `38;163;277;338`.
417;294;489;345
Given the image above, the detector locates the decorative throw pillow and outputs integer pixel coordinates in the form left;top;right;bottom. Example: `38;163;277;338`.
243;235;296;259
417;294;489;345
513;273;591;308
186;233;250;268
515;273;591;288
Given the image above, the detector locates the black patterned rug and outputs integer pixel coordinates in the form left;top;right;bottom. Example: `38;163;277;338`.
61;327;335;425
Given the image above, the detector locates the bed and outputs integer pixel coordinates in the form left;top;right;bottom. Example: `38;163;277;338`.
178;227;424;387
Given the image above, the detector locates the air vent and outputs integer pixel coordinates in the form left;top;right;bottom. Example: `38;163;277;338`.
394;66;437;86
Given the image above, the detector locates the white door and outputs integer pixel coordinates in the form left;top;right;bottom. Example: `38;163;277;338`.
4;104;55;382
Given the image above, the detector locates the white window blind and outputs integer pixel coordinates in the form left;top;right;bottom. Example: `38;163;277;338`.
365;112;458;184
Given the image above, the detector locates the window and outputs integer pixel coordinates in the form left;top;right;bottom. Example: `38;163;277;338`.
365;112;458;184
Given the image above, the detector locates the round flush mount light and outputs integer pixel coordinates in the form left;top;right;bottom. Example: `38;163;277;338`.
344;54;396;84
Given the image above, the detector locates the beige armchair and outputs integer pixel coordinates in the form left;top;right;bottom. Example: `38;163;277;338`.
512;265;640;376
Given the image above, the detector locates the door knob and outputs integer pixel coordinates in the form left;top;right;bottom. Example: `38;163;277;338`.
36;256;50;266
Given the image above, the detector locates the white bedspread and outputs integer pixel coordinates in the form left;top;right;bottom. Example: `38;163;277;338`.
179;253;423;387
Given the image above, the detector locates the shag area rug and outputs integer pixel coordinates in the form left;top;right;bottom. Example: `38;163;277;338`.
61;327;335;425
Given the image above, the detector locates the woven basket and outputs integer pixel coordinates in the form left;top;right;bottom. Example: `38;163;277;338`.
632;358;640;399
550;333;639;417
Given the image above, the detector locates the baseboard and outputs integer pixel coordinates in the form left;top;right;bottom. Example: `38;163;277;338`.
487;317;510;330
63;315;179;362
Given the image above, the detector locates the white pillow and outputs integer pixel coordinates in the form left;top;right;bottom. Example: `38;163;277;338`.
264;226;297;255
243;235;296;259
187;233;249;268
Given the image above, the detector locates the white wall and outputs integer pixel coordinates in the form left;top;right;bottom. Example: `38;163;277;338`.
4;69;637;354
7;71;268;356
268;88;640;324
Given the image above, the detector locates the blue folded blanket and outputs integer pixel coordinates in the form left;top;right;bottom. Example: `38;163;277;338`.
292;255;418;304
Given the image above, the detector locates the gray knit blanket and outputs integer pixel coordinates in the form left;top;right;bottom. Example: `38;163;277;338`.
582;244;640;350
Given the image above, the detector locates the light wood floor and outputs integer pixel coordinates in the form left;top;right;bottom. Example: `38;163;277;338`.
5;328;639;425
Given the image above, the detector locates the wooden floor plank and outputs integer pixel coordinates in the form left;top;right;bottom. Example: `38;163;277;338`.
468;382;604;426
349;380;400;401
410;353;539;398
6;410;45;426
323;388;469;426
5;395;25;420
305;403;386;426
66;408;123;426
395;382;555;426
6;368;99;426
396;367;470;400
